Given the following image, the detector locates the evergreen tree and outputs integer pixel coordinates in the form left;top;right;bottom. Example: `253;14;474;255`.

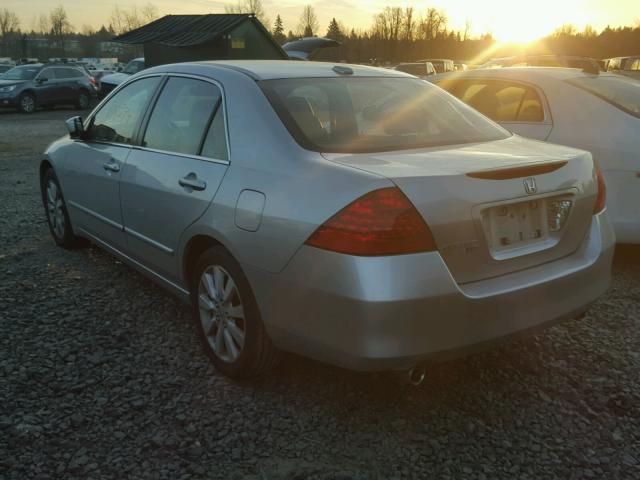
326;18;343;40
272;14;286;44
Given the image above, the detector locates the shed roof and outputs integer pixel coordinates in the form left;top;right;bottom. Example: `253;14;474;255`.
113;14;256;47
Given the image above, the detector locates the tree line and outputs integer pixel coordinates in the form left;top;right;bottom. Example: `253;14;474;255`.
0;3;638;63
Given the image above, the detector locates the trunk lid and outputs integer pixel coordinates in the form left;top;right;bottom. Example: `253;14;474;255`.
323;135;598;284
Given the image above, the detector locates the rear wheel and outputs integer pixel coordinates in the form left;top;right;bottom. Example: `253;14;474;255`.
19;93;36;113
76;90;90;110
191;247;280;378
42;169;85;249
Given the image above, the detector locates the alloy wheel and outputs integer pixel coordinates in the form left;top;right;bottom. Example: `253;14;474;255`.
21;95;35;113
78;93;89;109
198;265;246;363
46;180;65;239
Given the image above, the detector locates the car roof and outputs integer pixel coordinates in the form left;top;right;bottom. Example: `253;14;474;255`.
154;60;410;80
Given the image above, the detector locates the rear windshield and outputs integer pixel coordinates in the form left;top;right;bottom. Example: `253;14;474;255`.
2;66;39;81
261;77;509;153
568;75;640;118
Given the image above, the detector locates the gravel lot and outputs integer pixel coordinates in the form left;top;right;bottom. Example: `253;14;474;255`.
1;107;639;480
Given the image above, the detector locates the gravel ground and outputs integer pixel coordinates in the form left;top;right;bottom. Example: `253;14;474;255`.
1;108;639;480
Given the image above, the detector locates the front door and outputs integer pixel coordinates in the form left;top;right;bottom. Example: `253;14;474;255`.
60;76;162;251
120;76;230;282
34;67;61;105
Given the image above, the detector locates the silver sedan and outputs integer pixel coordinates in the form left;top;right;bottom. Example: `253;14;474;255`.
40;61;614;379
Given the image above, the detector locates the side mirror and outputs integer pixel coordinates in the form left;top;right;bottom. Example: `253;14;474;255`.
66;116;84;139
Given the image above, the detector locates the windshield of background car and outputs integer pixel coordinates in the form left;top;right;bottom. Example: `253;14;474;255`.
2;66;40;81
124;61;144;75
568;75;640;118
261;77;510;153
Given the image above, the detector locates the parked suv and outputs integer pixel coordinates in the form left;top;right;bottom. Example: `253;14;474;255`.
0;64;97;113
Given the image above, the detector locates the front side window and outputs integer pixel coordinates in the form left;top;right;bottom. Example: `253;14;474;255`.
262;77;509;153
440;79;545;123
37;68;56;81
55;67;83;79
143;77;223;156
568;75;640;118
86;77;160;144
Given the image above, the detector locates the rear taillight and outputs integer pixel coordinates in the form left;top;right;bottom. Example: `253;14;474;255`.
89;77;97;87
593;163;606;214
305;187;437;256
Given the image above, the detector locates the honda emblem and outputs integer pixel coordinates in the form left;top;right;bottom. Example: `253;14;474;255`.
523;177;537;195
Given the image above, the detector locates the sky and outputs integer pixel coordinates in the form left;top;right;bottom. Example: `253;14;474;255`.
4;0;639;43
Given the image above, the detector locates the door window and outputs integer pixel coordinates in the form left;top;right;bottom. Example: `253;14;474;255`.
86;76;161;144
37;68;56;81
55;67;83;79
142;77;223;156
201;107;229;161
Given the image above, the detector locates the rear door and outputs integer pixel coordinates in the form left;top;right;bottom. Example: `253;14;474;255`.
442;78;553;140
120;75;230;282
53;68;78;102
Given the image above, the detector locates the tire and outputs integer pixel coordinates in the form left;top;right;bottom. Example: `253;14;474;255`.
41;169;85;249
76;90;90;110
191;246;280;379
19;92;36;113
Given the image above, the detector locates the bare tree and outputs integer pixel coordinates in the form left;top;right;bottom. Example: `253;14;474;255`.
110;4;160;35
402;7;416;42
298;5;319;37
50;5;72;54
225;0;270;29
463;20;472;41
38;13;50;35
372;7;403;41
419;8;448;41
0;8;20;55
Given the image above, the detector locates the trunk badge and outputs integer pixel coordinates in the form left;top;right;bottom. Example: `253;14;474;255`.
523;177;537;195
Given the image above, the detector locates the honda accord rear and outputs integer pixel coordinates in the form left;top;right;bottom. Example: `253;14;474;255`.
43;61;614;378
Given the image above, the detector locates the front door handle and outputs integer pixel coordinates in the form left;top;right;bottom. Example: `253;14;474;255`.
103;161;120;173
179;174;206;191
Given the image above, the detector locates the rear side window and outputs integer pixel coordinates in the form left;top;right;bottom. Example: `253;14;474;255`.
201;108;229;160
442;79;544;123
87;77;160;144
143;77;223;156
568;75;640;118
54;67;83;79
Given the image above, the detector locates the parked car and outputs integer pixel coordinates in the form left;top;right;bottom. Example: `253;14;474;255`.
454;62;468;71
606;56;632;73
393;62;436;78
0;64;97;113
98;58;145;98
0;64;13;75
41;61;613;379
483;55;603;72
417;59;454;73
620;56;640;80
433;67;640;243
282;37;341;61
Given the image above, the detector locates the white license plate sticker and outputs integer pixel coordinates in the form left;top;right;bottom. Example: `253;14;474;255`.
484;200;548;251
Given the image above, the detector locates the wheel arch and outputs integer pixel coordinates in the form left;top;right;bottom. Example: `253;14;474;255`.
182;234;230;291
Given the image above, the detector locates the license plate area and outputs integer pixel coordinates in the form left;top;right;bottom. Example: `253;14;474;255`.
480;195;573;260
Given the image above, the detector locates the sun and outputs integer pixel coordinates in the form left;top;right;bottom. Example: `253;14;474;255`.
492;21;550;45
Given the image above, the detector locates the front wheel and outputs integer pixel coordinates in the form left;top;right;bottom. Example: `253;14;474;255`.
42;169;85;249
19;93;36;113
191;247;280;379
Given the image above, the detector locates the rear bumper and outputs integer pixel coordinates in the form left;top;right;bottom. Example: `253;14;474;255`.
246;213;615;371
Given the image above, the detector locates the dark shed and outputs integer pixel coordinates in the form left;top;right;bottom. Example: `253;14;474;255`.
113;14;287;67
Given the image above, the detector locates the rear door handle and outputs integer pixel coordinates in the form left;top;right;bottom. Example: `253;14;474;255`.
103;161;120;173
179;174;206;191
